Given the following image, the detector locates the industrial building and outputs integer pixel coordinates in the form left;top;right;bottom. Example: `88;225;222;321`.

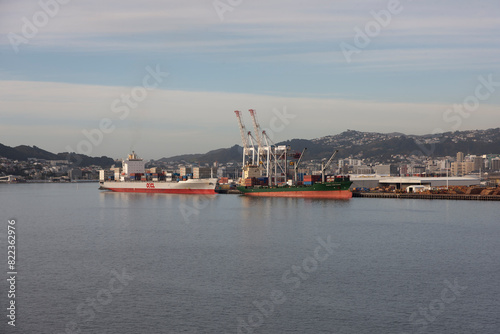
351;176;481;190
374;164;398;176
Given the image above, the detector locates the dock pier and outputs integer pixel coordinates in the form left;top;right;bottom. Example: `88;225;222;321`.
352;192;500;201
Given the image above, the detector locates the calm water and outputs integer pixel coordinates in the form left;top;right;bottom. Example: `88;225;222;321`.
0;183;499;334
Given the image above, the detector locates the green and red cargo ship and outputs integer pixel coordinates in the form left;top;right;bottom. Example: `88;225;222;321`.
237;175;353;199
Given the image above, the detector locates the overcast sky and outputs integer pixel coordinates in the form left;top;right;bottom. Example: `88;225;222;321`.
1;0;499;159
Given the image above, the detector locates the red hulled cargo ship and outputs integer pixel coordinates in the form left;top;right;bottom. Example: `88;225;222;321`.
99;152;217;194
100;178;217;194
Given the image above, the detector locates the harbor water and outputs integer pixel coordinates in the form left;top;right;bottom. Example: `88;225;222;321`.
0;183;499;333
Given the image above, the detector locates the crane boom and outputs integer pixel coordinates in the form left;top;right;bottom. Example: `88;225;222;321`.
234;110;249;150
322;149;339;182
262;130;274;147
234;110;256;166
248;109;264;149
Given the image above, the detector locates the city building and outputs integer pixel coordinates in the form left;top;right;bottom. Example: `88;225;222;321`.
375;164;397;176
68;168;82;180
473;156;485;172
411;165;426;175
451;161;475;176
352;165;373;174
99;169;114;181
492;158;500;172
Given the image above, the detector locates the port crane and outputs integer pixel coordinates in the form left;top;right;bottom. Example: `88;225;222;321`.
234;110;256;167
321;149;339;183
235;109;293;186
248;109;264;149
248;109;272;178
260;129;292;185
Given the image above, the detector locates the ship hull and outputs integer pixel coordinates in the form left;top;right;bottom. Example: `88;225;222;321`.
100;178;217;195
237;181;353;199
239;189;352;199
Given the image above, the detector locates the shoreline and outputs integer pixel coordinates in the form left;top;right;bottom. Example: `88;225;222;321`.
0;180;99;184
352;192;500;201
218;189;500;201
3;183;500;201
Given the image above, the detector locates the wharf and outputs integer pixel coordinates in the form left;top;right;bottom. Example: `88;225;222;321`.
352;192;500;201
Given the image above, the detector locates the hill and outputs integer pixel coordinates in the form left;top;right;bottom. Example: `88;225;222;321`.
158;145;243;163
156;128;500;163
0;144;115;167
3;128;499;167
308;128;500;161
13;145;58;160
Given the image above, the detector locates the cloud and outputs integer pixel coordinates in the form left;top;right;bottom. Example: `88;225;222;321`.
1;1;499;161
240;47;500;73
1;0;499;54
1;80;499;159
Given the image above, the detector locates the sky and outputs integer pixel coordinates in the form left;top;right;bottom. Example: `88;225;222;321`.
1;0;499;159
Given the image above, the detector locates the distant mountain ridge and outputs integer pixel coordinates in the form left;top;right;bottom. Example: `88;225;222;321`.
157;145;243;163
2;128;499;166
0;144;115;167
158;127;500;163
306;128;500;161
